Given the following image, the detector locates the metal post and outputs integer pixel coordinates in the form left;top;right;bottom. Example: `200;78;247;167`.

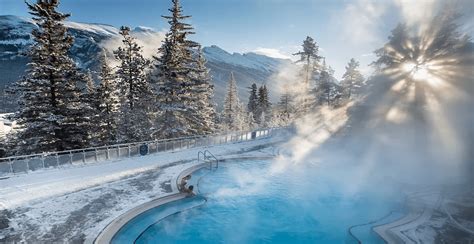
106;147;109;160
56;153;59;167
41;154;45;169
94;149;98;162
9;158;13;174
25;158;30;173
82;150;86;164
128;145;131;157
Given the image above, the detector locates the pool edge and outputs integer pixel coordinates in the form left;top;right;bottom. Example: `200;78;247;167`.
94;156;276;244
94;162;208;244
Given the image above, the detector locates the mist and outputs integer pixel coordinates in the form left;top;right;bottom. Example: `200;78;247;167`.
99;27;166;66
277;5;473;195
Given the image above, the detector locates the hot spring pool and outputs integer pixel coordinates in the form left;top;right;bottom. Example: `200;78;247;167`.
112;159;405;244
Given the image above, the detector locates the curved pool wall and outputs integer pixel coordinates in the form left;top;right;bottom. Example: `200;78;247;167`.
112;158;405;244
95;161;209;244
96;156;276;244
111;196;208;243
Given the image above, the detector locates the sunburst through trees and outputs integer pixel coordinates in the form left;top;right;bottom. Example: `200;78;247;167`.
370;6;473;174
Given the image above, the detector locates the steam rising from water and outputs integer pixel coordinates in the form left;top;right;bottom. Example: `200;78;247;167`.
225;1;472;200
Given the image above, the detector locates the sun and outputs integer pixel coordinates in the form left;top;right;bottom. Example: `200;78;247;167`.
402;62;431;81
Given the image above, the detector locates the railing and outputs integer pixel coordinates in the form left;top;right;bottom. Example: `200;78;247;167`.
0;127;285;177
198;150;218;170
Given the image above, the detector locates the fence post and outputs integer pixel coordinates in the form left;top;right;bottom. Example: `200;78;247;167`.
25;158;30;173
94;148;98;162
106;147;110;160
69;151;73;165
41;154;45;169
56;153;59;167
82;150;86;164
9;158;13;174
128;145;131;157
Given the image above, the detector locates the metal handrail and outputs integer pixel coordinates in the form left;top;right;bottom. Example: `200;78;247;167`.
198;150;218;170
204;150;218;170
0;126;288;176
0;127;282;161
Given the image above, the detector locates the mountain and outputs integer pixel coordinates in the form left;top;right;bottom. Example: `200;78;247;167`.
0;15;291;112
203;46;291;108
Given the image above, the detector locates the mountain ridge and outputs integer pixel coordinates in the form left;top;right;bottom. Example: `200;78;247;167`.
0;15;291;111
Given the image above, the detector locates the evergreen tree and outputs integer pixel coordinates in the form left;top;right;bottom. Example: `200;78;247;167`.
152;0;209;139
314;66;343;107
257;85;272;127
293;36;322;115
247;83;259;121
12;0;90;154
0;137;5;158
341;58;364;98
276;91;294;125
114;26;153;142
95;53;120;145
222;72;245;131
246;112;257;130
186;47;216;135
81;71;99;145
315;69;332;106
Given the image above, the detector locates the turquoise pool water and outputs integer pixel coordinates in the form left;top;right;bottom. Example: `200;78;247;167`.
113;159;404;244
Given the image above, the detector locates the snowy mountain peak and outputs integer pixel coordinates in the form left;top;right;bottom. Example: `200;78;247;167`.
64;21;119;37
203;45;290;72
133;26;156;33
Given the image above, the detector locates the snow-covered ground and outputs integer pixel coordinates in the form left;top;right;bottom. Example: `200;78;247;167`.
0;136;284;243
0;113;15;139
0;116;472;243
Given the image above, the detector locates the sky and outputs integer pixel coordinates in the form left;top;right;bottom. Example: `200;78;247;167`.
1;0;472;79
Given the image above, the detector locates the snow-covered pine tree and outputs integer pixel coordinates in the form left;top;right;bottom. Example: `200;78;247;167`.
341;58;364;98
276;91;294;126
222;72;245;131
257;85;272;127
246;111;257;130
247;83;259;121
81;71;99;145
95;53;120;145
114;26;153;143
314;64;342;107
12;0;90;154
293;36;322;115
152;0;208;139
0;137;5;158
186;47;216;135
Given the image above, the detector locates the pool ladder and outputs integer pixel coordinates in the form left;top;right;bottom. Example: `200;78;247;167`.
198;150;219;170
